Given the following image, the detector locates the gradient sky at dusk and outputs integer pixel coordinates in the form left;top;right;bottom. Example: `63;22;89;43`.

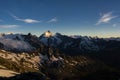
0;0;120;37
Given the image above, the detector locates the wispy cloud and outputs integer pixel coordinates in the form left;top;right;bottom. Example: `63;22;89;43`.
47;17;58;23
10;14;40;24
0;25;19;28
96;12;117;25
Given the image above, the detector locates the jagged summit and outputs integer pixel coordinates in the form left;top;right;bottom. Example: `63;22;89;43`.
44;30;53;38
39;31;62;46
41;30;62;38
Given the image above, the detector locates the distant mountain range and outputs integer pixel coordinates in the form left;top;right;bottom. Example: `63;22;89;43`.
0;30;119;54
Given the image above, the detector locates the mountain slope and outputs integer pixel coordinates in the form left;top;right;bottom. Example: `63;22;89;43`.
0;49;40;73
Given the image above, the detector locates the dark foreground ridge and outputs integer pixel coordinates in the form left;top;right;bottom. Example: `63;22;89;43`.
0;72;120;80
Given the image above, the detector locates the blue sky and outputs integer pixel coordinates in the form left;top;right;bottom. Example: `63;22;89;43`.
0;0;120;37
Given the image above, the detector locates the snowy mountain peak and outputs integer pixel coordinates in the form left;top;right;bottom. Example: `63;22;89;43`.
39;31;62;46
44;30;53;38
